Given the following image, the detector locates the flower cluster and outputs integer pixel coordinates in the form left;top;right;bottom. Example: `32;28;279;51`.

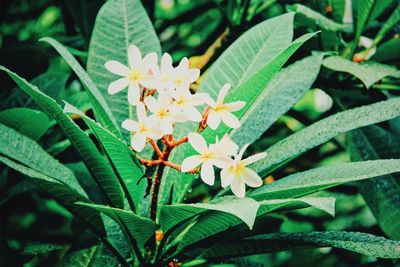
105;44;267;198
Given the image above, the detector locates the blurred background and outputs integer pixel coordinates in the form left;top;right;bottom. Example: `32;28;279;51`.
1;0;399;266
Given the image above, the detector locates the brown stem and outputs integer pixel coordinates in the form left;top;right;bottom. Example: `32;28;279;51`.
149;138;164;159
171;136;188;147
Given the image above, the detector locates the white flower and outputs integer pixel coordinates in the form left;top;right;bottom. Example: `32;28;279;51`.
220;144;267;198
172;57;200;90
121;102;162;152
156;53;175;93
211;134;239;157
206;83;246;130
144;94;175;135
169;87;209;122
105;44;160;105
181;133;229;185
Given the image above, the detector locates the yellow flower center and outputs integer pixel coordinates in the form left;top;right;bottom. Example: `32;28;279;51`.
175;77;183;87
213;104;228;112
138;123;148;134
128;69;142;82
175;97;186;106
201;152;214;161
157;109;169;119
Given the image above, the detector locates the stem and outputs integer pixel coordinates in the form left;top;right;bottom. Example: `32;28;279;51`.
150;163;166;222
149;138;164;158
171;136;188;147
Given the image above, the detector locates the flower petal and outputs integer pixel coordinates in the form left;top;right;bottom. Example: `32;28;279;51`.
188;68;200;83
143;52;158;68
161;53;173;73
128;45;142;69
237;144;249;161
108;78;129;94
105;60;130;76
176;57;189;71
136;102;146;123
217;83;231;104
121;119;139;132
200;161;215;185
127;83;140;105
181;155;202;172
242;167;263;187
183;106;202;122
230;177;246;198
241;152;268;166
188;132;208;154
220;167;234;188
160;119;173;134
207;112;221;130
144;96;158;113
225;101;246;112
220;111;241;129
131;133;146;152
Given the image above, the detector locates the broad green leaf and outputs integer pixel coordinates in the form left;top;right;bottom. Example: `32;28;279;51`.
56;245;122;267
40;37;121;137
173;32;318;203
331;0;346;22
252;160;400;200
349;126;400;240
373;3;400;46
198;13;294;99
252;97;400;176
323;56;400;88
1;72;68;110
76;202;158;250
0;122;83;194
372;38;400;62
64;102;145;211
199;231;400;261
0;66;124;208
231;53;323;146
0;155;106;237
87;0;161;139
288;4;352;32
368;0;395;24
161;197;260;232
174;197;336;254
350;0;376;56
64;0;105;45
0;108;51;140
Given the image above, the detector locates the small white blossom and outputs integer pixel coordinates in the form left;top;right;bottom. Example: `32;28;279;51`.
105;44;160;105
172;57;200;90
206;83;246;130
181;133;229;185
121;102;162;152
156;53;175;93
144;94;175;135
220;144;267;198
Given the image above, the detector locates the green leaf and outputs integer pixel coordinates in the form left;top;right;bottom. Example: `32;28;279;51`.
372;38;400;62
173;197;336;254
252;160;400;200
56;245;121;267
368;0;395;24
0;155;106;237
64;0;105;45
231;53;323;146
373;3;400;46
40;37;121;137
323;56;400;88
87;0;161;139
350;0;376;56
161;197;260;232
252;97;400;176
349;126;400;240
76;202;158;250
0;65;124;208
0;122;84;194
199;231;400;261
0;108;51;140
198;13;294;99
64;102;145;211
288;4;352;32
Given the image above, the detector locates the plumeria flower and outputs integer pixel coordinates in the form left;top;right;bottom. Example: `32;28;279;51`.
220;144;267;198
172;57;200;90
145;94;175;135
181;133;229;185
105;44;160;105
211;134;239;157
156;53;175;93
206;83;246;130
121;102;162;152
169;87;209;122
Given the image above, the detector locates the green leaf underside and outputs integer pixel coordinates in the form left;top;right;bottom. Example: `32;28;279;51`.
289;4;352;32
252;160;400;200
0;156;106;237
173;197;336;253
0;108;51;140
199;231;400;260
0;122;84;194
76;202;157;250
349;126;400;240
253;97;400;177
87;0;161;140
323;56;400;88
41;37;121;137
64;102;145;210
0;65;124;208
231;53;323;146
